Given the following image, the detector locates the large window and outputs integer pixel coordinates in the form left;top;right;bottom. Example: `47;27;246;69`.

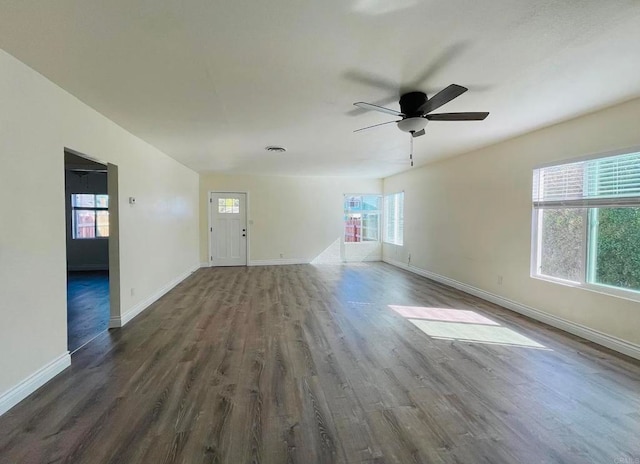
72;194;109;239
532;150;640;296
344;194;381;242
384;192;404;246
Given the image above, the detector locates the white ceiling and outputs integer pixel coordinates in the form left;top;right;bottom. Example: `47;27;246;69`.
1;0;640;177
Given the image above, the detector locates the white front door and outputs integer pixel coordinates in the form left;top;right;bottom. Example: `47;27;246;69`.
209;192;247;266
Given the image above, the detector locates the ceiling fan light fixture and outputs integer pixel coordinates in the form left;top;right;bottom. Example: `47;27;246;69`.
397;117;428;133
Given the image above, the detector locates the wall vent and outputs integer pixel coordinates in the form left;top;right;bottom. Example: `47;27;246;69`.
265;146;287;153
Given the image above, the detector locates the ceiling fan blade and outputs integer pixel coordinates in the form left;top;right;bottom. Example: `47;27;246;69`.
412;129;426;138
353;102;404;117
426;112;489;121
347;95;399;116
419;84;468;114
354;120;400;133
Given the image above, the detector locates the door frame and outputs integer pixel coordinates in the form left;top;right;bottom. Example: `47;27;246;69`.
207;191;250;267
63;147;121;337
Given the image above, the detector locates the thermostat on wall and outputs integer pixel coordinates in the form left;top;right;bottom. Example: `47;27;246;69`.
129;197;136;205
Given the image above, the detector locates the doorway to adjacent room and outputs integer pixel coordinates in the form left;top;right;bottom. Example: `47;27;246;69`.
64;150;118;353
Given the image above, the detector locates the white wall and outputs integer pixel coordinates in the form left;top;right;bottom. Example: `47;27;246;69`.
0;49;199;404
383;97;640;349
199;174;382;265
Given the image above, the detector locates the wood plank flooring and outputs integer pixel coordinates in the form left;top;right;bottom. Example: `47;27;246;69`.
67;271;110;353
1;263;639;463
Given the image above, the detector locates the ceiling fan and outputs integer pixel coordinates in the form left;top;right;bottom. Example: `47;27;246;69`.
353;84;489;139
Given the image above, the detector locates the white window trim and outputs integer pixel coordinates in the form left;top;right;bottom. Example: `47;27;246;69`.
344;193;382;244
383;191;404;246
533;144;640;169
71;193;109;240
531;273;640;304
530;147;640;303
531;209;640;302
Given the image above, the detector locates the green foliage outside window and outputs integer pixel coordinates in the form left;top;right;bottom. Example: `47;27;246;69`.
539;207;640;292
540;209;584;282
594;208;640;292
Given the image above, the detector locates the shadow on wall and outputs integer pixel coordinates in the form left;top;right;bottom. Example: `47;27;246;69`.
309;238;382;264
311;238;342;264
351;0;419;16
344;241;381;262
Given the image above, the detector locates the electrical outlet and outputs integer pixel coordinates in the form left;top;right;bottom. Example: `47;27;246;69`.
497;275;503;285
279;253;284;258
408;253;411;265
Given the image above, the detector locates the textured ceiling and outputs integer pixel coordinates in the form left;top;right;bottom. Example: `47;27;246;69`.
1;0;640;177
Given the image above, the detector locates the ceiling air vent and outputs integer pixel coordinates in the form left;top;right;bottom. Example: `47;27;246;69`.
265;146;287;153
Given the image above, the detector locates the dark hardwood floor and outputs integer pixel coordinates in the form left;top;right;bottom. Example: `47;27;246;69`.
2;263;639;463
67;271;110;353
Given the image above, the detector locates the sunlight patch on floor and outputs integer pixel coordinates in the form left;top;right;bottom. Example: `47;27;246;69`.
409;319;546;349
389;305;548;349
389;305;499;325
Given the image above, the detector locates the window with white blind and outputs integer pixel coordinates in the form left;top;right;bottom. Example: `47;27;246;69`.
532;150;640;296
384;192;404;246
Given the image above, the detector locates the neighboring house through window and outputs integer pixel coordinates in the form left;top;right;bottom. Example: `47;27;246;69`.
344;194;381;242
72;194;109;238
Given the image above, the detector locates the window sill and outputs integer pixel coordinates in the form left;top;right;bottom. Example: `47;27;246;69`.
531;274;640;303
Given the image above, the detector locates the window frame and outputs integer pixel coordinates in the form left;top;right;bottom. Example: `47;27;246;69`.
71;193;109;239
217;197;241;214
383;191;404;246
530;147;640;302
530;206;588;285
343;193;382;244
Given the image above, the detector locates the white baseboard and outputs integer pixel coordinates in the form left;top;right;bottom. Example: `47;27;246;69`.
109;264;200;328
248;258;382;266
350;255;382;262
200;261;210;268
249;258;309;266
383;257;640;361
0;352;71;416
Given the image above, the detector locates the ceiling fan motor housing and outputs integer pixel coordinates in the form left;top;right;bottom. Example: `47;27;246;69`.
399;91;428;117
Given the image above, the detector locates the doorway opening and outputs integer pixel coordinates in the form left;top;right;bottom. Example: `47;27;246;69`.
64;150;119;353
208;192;248;266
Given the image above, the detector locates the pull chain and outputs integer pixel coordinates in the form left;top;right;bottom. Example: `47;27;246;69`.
410;135;414;167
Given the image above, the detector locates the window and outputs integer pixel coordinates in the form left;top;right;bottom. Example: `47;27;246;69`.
344;194;381;242
384;192;404;245
72;194;109;239
532;150;640;296
218;198;240;214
